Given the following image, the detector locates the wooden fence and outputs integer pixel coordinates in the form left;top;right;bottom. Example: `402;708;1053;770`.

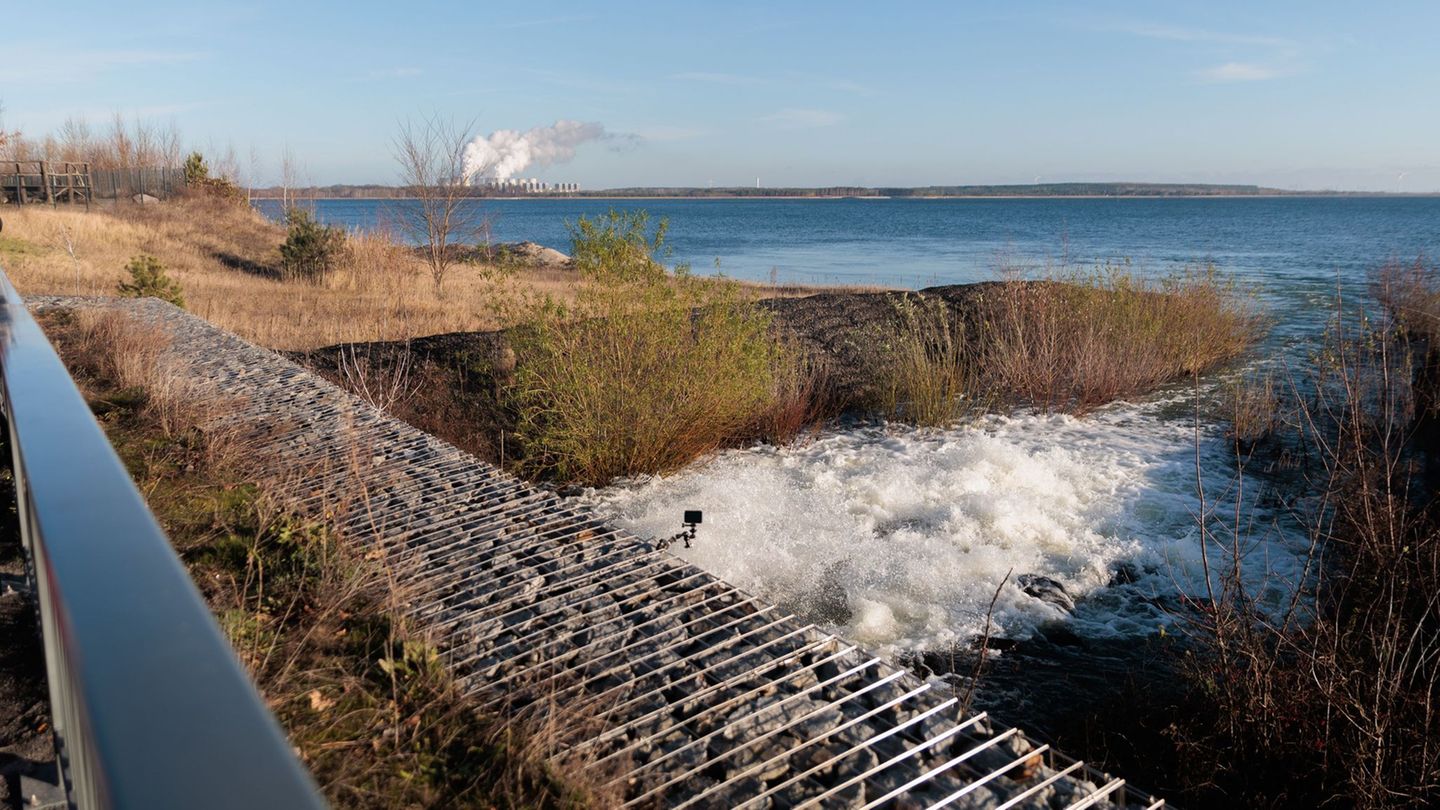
1;162;185;208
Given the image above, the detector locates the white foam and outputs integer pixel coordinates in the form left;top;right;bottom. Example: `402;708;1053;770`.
585;403;1310;655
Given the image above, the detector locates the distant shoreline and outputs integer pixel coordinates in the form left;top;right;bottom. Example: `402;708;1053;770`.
246;180;1436;201
253;192;1440;202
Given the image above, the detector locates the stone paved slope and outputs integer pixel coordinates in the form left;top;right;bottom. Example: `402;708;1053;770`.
34;296;1165;810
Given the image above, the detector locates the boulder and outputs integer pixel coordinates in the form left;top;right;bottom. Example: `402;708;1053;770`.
132;193;160;205
486;240;572;269
1016;574;1075;613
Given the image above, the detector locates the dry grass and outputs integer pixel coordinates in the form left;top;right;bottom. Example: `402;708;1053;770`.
56;308;206;437
1;200;564;349
866;269;1262;428
1;200;855;352
975;267;1263;413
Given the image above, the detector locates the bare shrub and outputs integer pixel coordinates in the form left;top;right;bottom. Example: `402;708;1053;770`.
393;116;488;294
748;349;834;446
336;343;421;411
1177;262;1440;808
1223;371;1281;449
1375;257;1440;341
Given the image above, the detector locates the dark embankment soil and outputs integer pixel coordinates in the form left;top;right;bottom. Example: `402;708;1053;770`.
291;283;1003;466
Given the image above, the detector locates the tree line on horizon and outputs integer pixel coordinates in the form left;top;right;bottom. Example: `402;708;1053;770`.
247;181;1311;200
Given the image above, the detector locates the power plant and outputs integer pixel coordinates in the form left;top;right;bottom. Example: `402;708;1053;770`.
473;177;580;194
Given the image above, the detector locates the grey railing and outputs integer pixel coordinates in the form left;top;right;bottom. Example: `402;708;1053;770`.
0;269;325;809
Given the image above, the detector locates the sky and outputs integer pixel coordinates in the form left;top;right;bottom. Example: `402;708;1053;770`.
2;1;1438;191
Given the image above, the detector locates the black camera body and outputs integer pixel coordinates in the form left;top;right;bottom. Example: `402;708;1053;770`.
657;510;703;551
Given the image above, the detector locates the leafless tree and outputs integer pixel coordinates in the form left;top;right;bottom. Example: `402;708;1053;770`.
211;140;241;183
279;146;303;211
51;221;82;294
393;115;486;294
58;116;93;162
247;145;263;204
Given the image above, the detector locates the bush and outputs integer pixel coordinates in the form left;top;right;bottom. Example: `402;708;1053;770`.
864;267;1259;427
279;207;344;282
872;294;982;426
117;254;185;308
503;210;805;484
183;151;210;186
180;151;245;204
1171;260;1440;808
975;266;1261;413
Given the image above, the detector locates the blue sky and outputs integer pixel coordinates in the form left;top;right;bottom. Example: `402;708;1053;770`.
3;1;1437;190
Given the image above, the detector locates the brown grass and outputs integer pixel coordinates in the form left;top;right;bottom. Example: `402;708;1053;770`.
2;200;566;349
1;199;857;352
866;269;1262;427
975;268;1262;413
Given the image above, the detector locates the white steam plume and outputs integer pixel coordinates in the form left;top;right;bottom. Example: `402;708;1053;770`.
463;119;608;183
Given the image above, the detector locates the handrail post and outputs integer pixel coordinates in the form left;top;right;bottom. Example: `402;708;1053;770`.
0;269;327;810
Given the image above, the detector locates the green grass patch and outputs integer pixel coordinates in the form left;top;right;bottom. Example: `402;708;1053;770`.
0;234;46;258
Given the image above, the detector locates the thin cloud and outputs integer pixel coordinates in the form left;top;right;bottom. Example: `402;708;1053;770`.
633;125;707;142
1108;21;1296;50
522;68;636;95
1097;19;1305;82
781;71;877;96
672;71;764;85
819;78;876;96
760;108;843;129
367;67;423;79
674;71;876;96
1196;62;1289;82
0;48;202;84
493;15;594;30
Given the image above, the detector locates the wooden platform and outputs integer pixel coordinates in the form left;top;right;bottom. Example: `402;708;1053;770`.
1;161;92;208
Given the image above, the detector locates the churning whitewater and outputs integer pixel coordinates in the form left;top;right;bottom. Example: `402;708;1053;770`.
586;401;1311;655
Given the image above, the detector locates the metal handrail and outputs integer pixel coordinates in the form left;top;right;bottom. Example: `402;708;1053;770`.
0;269;325;809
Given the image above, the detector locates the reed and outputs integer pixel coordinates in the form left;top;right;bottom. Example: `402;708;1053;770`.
976;266;1262;413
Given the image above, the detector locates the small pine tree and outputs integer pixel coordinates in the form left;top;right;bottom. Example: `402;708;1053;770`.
117;254;185;308
182;151;210;186
279;207;345;282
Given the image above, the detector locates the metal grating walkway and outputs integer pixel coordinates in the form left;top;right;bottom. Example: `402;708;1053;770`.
36;297;1166;809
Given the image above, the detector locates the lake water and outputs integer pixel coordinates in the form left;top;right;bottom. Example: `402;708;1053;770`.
269;196;1440;656
266;195;1440;296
